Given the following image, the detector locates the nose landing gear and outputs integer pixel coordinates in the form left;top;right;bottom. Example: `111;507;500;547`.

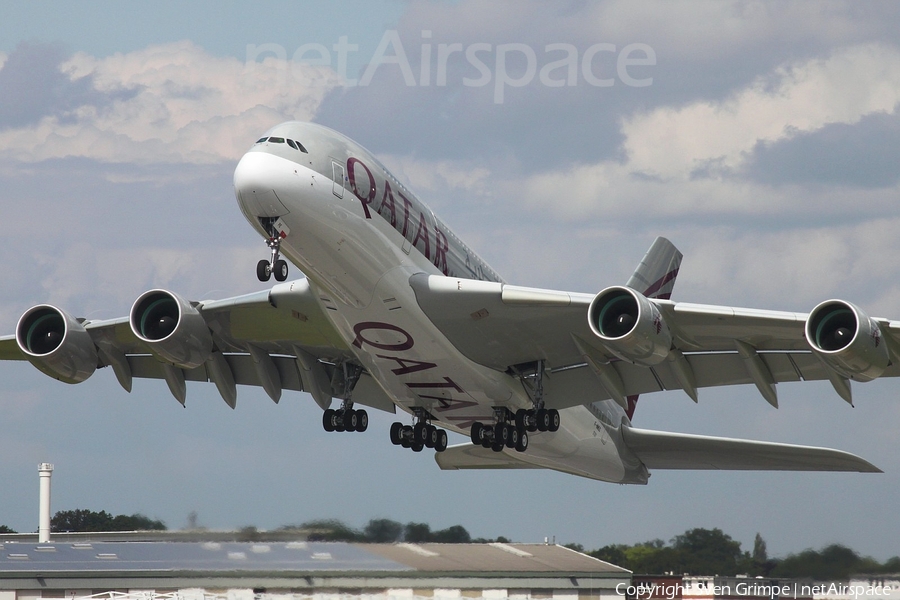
257;217;289;282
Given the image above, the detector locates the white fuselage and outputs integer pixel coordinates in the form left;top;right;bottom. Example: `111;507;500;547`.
233;122;646;484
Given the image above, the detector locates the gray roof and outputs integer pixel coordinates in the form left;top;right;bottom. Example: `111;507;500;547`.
0;540;625;576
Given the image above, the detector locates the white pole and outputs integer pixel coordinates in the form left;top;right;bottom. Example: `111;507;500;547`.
38;463;53;543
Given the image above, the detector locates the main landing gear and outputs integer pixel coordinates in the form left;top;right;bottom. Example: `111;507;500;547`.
390;409;449;453
257;217;289;282
469;360;560;453
321;362;367;433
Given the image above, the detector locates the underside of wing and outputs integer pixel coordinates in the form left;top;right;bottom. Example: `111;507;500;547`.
435;443;541;470
621;426;881;472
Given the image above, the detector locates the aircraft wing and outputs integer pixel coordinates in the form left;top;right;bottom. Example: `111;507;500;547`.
1;279;395;412
409;273;900;408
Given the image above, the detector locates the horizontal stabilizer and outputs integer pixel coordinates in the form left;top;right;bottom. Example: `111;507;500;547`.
435;443;540;471
622;426;881;472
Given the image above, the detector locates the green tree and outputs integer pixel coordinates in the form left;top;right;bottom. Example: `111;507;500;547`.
404;522;432;543
431;525;471;543
771;544;881;580
51;509;165;532
364;519;404;543
0;525;16;533
301;519;361;542
671;528;743;575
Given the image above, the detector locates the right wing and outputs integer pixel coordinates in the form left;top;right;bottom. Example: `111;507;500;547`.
1;278;395;412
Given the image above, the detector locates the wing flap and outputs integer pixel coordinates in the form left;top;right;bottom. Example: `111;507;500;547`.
622;426;881;472
435;443;541;470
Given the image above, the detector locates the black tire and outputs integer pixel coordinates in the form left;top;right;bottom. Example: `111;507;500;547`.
494;422;509;444
257;259;271;282
536;408;550;431
411;442;424;452
481;436;493;449
506;425;519;448
413;422;428;443
515;408;527;429
470;422;484;444
357;410;368;432
425;425;438;449
435;429;448;452
401;425;413;447
273;259;289;282
323;409;335;432
345;410;358;432
548;409;560;432
527;409;538;432
491;442;504;453
516;429;528;452
390;422;403;445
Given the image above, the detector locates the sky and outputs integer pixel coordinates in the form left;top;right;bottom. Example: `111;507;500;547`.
1;0;899;561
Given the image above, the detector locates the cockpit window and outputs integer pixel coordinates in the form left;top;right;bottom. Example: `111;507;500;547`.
268;137;285;144
286;139;297;150
294;140;308;153
256;137;268;144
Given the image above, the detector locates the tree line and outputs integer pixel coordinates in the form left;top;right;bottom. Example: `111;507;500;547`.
2;513;898;579
576;528;900;579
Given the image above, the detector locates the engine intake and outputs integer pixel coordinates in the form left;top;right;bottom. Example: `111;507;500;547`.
587;286;672;366
16;305;98;383
805;299;889;382
130;290;212;369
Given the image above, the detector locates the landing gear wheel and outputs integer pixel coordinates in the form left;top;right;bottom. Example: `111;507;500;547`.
481;436;493;449
548;408;560;432
506;425;519;449
494;422;509;446
356;409;368;432
390;422;403;445
515;429;529;452
515;409;528;429
470;422;484;444
536;408;550;432
345;410;359;432
435;429;448;452
401;426;412;448
425;425;438;449
413;422;428;444
411;442;424;452
491;442;504;453
257;259;271;282
323;409;335;432
273;259;288;282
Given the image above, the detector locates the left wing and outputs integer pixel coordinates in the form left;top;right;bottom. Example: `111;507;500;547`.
409;273;899;408
1;278;395;412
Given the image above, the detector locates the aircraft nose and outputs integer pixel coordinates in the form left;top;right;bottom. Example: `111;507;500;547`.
233;151;290;218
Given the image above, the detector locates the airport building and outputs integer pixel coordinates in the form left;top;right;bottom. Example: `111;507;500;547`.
0;539;630;600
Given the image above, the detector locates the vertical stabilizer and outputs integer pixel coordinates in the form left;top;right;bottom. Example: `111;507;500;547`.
626;237;682;300
621;238;683;421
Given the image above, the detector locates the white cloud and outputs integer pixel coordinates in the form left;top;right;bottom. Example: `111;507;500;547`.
0;41;340;164
622;43;900;179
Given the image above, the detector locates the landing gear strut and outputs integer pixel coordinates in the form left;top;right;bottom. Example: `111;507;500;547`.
390;408;449;453
321;362;367;433
467;361;559;454
257;217;289;282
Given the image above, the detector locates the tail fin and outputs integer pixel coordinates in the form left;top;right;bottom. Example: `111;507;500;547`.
622;238;683;421
626;237;682;300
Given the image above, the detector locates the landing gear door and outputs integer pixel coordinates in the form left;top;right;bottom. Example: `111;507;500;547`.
332;161;345;198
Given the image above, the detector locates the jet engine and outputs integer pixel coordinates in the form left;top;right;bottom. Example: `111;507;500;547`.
587;286;672;366
16;305;98;383
130;290;212;369
805;300;889;382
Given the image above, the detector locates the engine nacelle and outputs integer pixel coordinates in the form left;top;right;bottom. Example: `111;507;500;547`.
587;286;672;366
130;290;212;369
16;305;98;383
805;300;889;382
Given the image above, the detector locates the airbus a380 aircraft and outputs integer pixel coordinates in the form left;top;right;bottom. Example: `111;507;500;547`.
3;121;890;483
